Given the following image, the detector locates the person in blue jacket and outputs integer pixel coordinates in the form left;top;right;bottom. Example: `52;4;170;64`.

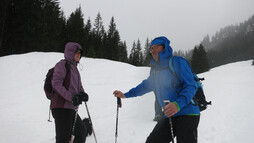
113;36;200;143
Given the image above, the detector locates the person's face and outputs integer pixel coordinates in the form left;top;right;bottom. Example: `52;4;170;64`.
74;50;81;62
150;44;164;62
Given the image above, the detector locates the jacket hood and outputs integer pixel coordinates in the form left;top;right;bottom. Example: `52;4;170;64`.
64;42;83;64
150;36;173;68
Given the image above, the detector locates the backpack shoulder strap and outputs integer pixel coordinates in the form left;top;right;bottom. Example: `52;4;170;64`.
168;56;180;80
63;60;71;90
65;60;70;75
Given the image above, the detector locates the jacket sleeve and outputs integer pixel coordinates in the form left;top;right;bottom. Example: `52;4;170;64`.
124;71;154;98
174;57;197;110
52;61;72;102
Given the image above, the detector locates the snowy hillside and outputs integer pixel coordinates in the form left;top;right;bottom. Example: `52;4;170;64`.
0;52;254;143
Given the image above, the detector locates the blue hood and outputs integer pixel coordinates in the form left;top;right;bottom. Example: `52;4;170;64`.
150;36;173;68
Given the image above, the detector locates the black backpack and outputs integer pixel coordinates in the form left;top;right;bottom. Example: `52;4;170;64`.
44;60;70;100
168;56;211;112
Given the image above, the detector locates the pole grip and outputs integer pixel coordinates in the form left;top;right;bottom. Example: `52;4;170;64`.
164;100;170;105
117;97;122;108
163;100;175;143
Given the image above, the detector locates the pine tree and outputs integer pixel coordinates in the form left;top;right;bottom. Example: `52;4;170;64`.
191;44;210;74
93;12;104;37
129;40;143;66
119;41;128;62
83;18;92;56
198;44;210;72
129;41;136;65
87;45;96;58
102;32;108;59
92;12;105;58
143;38;152;66
136;39;143;66
57;11;67;52
66;6;85;47
191;46;199;73
40;0;66;52
1;0;43;55
107;17;120;61
0;0;66;55
0;0;8;55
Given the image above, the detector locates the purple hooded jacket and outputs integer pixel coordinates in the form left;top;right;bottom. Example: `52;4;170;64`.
51;42;84;109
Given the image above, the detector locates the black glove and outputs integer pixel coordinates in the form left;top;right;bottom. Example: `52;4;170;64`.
72;94;82;106
72;92;89;106
79;91;89;102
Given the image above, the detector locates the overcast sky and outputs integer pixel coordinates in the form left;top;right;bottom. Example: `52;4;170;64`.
59;0;254;53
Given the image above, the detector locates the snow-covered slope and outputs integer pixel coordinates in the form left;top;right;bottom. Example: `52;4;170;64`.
0;52;253;143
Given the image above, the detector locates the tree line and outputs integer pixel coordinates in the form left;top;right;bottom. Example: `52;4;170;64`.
0;0;211;74
122;38;210;74
1;0;253;73
173;14;254;71
129;15;254;72
201;15;254;68
0;0;128;63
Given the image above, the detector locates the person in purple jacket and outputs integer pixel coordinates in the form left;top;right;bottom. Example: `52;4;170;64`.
51;42;89;143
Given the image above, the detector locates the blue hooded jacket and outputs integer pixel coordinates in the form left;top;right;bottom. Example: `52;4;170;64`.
125;36;200;117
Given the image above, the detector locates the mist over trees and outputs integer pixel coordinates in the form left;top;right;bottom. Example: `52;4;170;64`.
201;15;254;68
1;0;253;71
173;14;254;72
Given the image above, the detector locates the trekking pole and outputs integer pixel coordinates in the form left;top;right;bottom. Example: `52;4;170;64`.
164;100;175;143
84;102;98;143
70;106;79;143
48;107;52;122
48;101;53;122
115;97;122;143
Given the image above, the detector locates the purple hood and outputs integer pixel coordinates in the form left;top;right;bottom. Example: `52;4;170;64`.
64;42;83;64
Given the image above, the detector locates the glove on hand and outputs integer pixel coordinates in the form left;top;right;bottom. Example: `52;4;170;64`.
72;92;89;106
79;91;89;102
72;94;82;106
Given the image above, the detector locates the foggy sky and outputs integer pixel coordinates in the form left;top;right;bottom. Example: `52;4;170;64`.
59;0;254;53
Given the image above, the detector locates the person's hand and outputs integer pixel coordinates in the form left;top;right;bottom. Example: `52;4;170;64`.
79;91;89;102
72;94;82;106
113;90;126;98
163;102;179;117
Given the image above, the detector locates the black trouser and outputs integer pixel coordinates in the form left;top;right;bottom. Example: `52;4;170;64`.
52;108;87;143
146;115;200;143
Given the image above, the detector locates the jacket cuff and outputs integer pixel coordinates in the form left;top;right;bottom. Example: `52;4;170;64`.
173;101;180;111
124;92;131;98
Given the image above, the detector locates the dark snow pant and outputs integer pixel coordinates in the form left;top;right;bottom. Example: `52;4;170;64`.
146;115;200;143
52;108;87;143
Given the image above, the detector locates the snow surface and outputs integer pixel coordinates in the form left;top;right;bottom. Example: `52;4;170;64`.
0;52;254;143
